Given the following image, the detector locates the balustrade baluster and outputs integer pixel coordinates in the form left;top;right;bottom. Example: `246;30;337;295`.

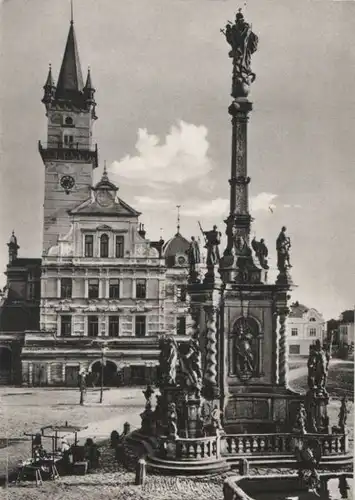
252;438;258;452
212;440;217;456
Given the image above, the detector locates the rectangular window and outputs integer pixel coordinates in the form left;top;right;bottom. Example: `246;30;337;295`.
176;285;187;302
135;315;146;337
60;278;72;299
88;279;99;299
64;134;74;148
109;279;120;299
85;235;94;257
289;344;300;354
88;316;99;337
61;315;72;337
28;282;36;300
109;316;120;337
115;235;124;258
291;328;298;337
136;279;147;299
309;328;317;337
177;316;186;335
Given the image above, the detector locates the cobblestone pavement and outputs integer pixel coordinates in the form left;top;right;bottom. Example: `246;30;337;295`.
3;443;227;500
0;387;144;479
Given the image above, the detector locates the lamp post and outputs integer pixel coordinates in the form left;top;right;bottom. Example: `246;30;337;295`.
99;344;108;404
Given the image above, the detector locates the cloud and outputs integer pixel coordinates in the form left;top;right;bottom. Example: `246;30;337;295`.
250;193;277;212
180;197;229;217
110;121;213;186
283;203;302;209
178;192;279;219
134;196;171;209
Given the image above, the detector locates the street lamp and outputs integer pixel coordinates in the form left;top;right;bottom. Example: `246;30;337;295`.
99;344;108;404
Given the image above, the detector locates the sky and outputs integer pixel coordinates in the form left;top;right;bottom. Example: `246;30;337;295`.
0;0;354;320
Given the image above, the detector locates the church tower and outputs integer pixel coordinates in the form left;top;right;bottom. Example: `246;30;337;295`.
39;16;98;254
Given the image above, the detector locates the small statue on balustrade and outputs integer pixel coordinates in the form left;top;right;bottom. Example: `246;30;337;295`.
201;224;222;267
307;340;328;393
167;402;178;440
187;236;201;275
251;237;269;270
295;437;322;493
338;395;349;432
211;405;223;435
158;337;179;386
293;403;307;434
179;338;202;395
276;226;292;273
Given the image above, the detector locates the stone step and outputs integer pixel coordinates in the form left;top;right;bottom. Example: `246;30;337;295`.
146;455;230;476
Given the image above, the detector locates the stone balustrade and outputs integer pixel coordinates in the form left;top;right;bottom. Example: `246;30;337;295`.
158;435;221;461
223;432;347;456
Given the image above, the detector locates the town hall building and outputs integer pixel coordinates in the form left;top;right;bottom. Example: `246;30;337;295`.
0;18;192;386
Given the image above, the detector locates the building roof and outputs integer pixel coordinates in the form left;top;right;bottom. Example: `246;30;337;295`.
6;258;41;268
163;232;190;258
289;301;309;318
69;169;141;217
55;21;84;101
340;309;354;324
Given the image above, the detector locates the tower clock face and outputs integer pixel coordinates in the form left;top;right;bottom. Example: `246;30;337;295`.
60;175;75;193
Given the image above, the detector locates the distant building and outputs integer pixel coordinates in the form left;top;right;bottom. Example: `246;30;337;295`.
0;232;41;384
338;309;354;347
287;301;325;355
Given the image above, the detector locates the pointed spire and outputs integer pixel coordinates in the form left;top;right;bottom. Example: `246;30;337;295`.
55;17;84;101
85;67;94;90
176;205;181;235
102;161;108;181
71;0;74;25
7;230;19;264
44;63;55;88
42;63;56;107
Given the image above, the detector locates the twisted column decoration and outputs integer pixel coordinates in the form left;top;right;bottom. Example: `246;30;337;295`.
186;305;200;340
204;306;218;390
278;308;289;387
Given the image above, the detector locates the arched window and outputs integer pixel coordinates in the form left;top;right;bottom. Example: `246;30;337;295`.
65;116;74;126
100;234;109;258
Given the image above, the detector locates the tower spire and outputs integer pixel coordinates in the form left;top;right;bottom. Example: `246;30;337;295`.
71;0;74;24
176;205;181;235
55;11;84;101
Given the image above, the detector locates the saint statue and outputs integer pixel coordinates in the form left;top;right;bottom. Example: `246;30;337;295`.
251;237;269;269
158;337;178;386
338;396;349;431
203;225;221;266
276;226;292;273
187;236;201;274
167;402;178;440
221;9;259;96
307;340;328;392
179;338;202;393
235;320;255;374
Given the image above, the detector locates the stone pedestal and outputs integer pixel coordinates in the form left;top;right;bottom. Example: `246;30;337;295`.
305;389;330;433
185;396;202;438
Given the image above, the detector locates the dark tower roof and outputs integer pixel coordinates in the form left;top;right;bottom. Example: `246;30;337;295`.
55;21;84;101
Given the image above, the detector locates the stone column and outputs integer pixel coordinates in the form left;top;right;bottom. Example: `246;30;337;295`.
278;308;289;387
57;278;61;298
28;362;33;386
62;363;66;384
46;363;51;385
186;304;200;340
203;305;219;399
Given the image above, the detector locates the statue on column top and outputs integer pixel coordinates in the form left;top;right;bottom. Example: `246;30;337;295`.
276;226;292;273
187;236;201;274
199;223;221;266
221;9;259;96
251;237;269;269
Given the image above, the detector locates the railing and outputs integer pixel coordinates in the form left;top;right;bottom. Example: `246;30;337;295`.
38;141;98;168
158;435;221;461
223;432;348;456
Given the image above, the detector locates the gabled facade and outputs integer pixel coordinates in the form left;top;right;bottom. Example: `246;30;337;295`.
286;301;325;355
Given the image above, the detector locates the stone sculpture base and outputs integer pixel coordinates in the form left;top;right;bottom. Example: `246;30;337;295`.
305;389;330;434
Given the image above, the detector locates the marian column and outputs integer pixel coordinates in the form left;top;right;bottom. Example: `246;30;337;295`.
220;10;261;284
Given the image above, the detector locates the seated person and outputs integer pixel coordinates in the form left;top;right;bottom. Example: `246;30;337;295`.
84;438;101;469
